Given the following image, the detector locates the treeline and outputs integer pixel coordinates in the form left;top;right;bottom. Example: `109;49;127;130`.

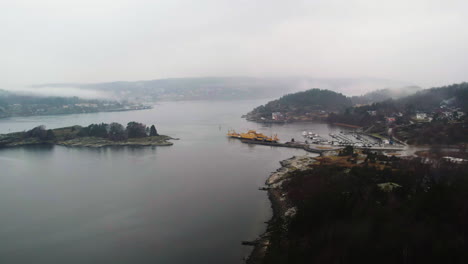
328;82;468;127
328;99;408;127
0;89;132;118
22;122;159;142
350;86;421;105
24;125;56;141
0;91;115;108
77;122;158;141
247;82;468;125
396;121;468;145
264;155;468;264
400;82;468;112
248;89;352;119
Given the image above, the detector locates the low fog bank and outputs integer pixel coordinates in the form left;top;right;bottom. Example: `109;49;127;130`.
22;76;416;101
6;86;115;100
286;77;414;96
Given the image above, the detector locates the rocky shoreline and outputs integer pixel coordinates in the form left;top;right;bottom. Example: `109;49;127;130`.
57;135;175;148
245;155;318;264
0;123;176;149
0;135;175;148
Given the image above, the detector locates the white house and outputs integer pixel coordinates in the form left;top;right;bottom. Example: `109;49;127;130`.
415;113;427;120
272;112;284;120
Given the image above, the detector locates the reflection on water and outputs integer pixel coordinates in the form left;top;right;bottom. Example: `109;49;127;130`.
20;144;55;152
0;100;336;264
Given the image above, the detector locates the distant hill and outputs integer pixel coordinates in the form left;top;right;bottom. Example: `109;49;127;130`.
32;77;412;102
246;82;468;125
328;82;468;130
0;90;146;118
246;89;352;122
349;82;468;117
38;77;279;101
399;83;468;112
351;86;422;105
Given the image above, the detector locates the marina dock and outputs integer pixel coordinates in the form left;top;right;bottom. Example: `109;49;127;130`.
240;140;329;154
231;129;405;154
240;139;405;153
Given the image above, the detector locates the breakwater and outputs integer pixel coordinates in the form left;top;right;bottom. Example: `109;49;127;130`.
239;140;328;154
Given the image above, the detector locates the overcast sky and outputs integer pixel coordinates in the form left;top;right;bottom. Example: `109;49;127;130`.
2;0;468;89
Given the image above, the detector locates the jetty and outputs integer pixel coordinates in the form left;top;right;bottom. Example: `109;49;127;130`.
240;140;328;154
240;139;405;153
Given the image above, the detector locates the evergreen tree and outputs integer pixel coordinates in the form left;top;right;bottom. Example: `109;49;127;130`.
150;125;158;136
88;123;109;138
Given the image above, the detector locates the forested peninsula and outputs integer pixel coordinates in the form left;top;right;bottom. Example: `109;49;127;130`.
246;83;468;146
0;122;174;148
245;89;351;122
245;82;468;263
248;148;468;264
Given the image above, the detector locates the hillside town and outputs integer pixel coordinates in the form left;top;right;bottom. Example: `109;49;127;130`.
0;95;151;118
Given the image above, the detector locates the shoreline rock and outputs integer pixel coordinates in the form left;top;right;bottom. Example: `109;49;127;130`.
245;155;317;264
0;135;175;149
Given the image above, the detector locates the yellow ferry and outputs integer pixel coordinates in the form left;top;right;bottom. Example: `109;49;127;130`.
227;129;279;142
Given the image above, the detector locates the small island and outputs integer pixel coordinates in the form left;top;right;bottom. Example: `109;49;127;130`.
0;121;174;148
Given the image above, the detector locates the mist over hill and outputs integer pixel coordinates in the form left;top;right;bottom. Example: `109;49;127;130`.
245;82;467;124
0;76;415;119
351;86;422;105
328;82;468;127
30;77;412;102
0;89;147;118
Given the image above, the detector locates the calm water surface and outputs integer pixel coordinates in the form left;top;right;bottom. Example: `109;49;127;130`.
0;99;343;264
